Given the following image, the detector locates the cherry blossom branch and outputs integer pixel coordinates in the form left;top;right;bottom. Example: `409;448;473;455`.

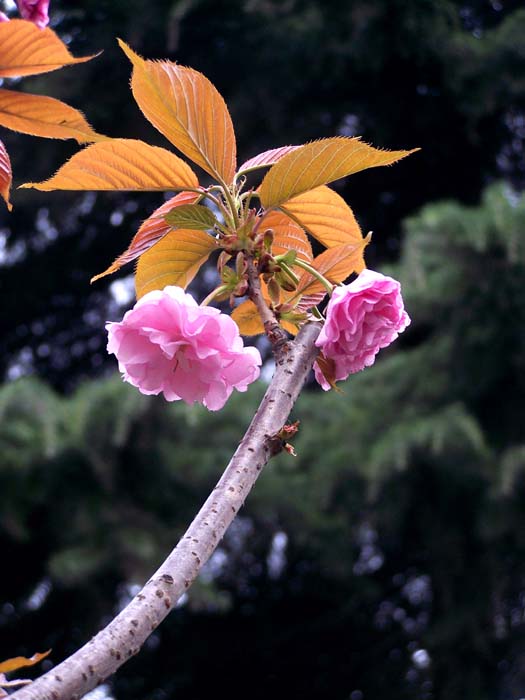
11;320;322;700
246;256;290;354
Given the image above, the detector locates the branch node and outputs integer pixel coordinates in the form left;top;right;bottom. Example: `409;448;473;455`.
246;256;291;358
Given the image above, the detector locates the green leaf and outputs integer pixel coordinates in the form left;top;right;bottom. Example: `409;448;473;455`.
164;203;218;231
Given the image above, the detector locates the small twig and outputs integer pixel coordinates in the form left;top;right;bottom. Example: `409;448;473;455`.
246;256;290;357
11;321;322;700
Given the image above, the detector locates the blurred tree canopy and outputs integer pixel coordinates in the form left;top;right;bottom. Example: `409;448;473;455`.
1;2;525;698
1;183;525;699
1;0;524;387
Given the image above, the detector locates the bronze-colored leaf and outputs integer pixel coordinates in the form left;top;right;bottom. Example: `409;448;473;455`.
21;139;199;192
135;228;217;298
230;299;264;336
314;352;342;392
0;650;51;675
295;240;368;297
119;40;236;183
259;136;419;209
237;145;300;175
295;291;326;311
0;19;98;78
260;210;313;262
230;299;297;337
0;88;106;143
91;191;200;282
281;185;362;248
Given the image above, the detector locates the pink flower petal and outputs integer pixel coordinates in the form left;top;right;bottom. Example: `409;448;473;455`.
107;286;262;410
314;270;410;388
16;0;49;28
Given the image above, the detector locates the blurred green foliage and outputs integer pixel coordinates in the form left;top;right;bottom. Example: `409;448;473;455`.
1;183;525;699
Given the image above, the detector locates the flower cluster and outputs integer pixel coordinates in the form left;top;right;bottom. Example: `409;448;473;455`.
107;271;408;410
314;269;410;390
107;286;261;411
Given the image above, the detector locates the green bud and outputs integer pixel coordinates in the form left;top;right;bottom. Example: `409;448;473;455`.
267;278;281;305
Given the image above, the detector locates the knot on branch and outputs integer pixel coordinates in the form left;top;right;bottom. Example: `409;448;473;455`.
263;320;292;359
267;420;300;457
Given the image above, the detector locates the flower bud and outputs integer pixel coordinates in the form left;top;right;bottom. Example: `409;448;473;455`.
274;270;297;293
267;278;281;305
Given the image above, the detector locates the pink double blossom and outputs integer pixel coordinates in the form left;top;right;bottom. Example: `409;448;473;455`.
314;269;410;390
107;286;262;411
16;0;49;28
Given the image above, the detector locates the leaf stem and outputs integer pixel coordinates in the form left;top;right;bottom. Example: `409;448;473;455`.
239;189;256;215
200;285;229;306
291;258;334;295
202;190;235;227
219;182;241;229
311;306;325;321
277;260;300;286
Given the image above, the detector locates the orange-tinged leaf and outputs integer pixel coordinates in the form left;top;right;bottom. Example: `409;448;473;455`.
91;191;200;282
237;145;300;175
0;138;12;210
119;40;236;183
281;320;299;335
231;299;297;336
0;20;98;78
20;139;198;192
295;241;368;297
295;291;326;311
281;185;362;248
260;210;313;262
259;137;419;209
231;299;265;336
315;352;343;392
0;89;106;143
0;650;51;675
135;228;217;298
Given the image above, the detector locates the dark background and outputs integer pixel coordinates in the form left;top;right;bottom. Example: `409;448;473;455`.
1;1;525;699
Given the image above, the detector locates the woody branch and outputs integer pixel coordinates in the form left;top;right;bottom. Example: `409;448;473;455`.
11;320;321;700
